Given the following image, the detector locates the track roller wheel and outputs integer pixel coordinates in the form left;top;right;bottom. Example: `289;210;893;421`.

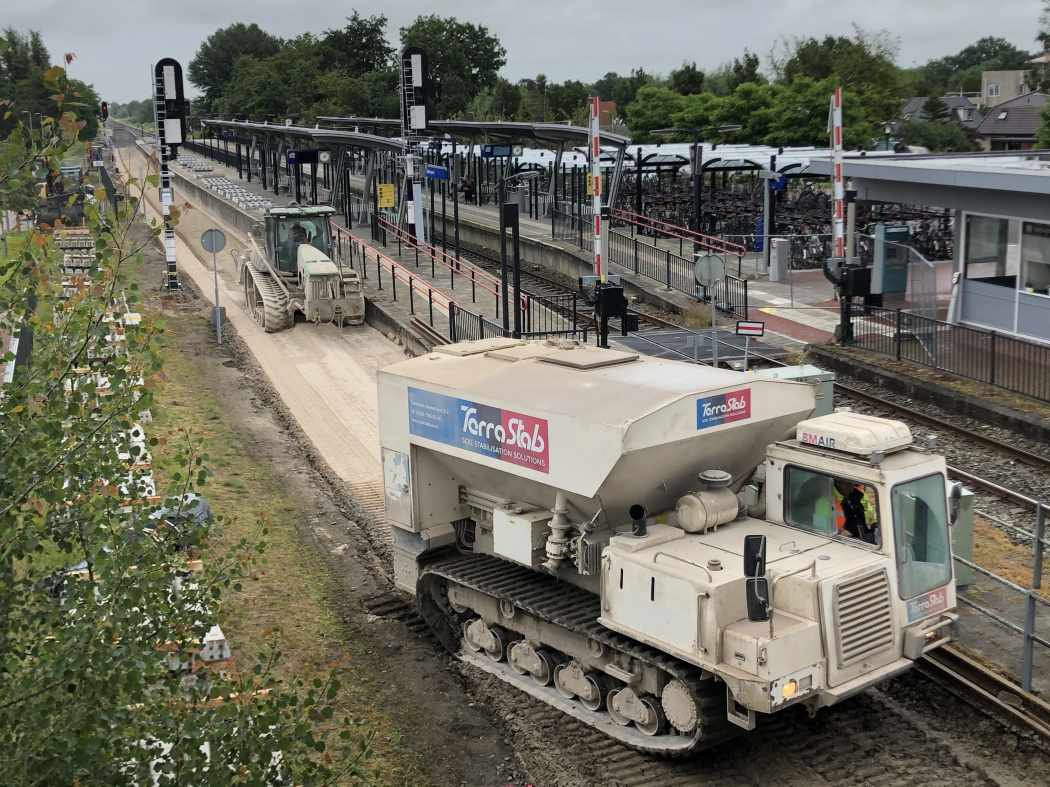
635;695;667;737
462;618;509;661
580;671;610;712
607;688;631;726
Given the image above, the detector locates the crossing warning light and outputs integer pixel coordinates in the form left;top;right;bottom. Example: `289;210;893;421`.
101;101;108;121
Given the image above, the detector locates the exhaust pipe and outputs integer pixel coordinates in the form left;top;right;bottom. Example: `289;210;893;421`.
630;504;647;538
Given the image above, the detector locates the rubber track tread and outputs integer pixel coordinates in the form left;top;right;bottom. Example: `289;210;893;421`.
245;261;292;332
419;552;739;756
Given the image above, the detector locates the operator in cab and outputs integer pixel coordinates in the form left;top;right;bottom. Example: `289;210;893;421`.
815;478;878;544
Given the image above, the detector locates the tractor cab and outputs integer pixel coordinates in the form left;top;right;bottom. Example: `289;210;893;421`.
264;208;334;276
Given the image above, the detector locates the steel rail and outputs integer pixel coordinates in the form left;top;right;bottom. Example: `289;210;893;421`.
918;646;1050;746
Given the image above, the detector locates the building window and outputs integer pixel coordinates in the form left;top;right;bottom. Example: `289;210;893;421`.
998;111;1008;120
1021;222;1050;297
964;109;974;121
987;84;1000;97
965;214;1015;287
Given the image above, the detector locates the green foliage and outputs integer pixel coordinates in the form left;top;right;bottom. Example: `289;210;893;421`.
399;15;506;118
772;29;905;127
188;23;283;112
669;62;705;96
627;77;868;148
898;119;974;152
1039;105;1050;148
0;87;380;787
320;12;395;75
909;36;1034;96
0;29;101;140
921;93;951;124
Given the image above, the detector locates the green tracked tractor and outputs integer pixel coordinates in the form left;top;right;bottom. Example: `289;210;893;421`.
237;205;365;332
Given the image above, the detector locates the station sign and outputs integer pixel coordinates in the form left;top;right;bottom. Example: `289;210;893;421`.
377;184;396;208
425;164;449;181
480;143;524;159
735;320;765;337
285;149;318;165
428;140;443;151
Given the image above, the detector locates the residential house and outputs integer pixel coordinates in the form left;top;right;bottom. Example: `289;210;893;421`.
901;96;983;128
974;92;1046;150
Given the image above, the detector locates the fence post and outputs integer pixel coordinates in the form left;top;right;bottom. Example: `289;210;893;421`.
665;249;671;290
377;257;382;290
1022;503;1045;692
392;268;396;302
409;277;414;314
743;279;748;321
428;289;433;325
989;331;997;386
895;309;902;361
634;237;639;274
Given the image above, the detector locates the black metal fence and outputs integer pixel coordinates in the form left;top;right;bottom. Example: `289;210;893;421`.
607;229;749;319
449;295;588;344
849;304;1050;403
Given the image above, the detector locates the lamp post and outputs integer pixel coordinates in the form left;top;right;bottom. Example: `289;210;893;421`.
498;170;540;334
21;111;34;136
650;125;741;255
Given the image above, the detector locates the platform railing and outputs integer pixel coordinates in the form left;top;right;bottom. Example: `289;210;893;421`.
605;229;749;319
332;224;457;331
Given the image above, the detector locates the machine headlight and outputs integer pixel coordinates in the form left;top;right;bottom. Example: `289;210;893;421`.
782;680;798;699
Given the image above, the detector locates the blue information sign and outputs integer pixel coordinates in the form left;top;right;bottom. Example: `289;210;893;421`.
481;143;512;158
428;140;443;151
424;164;450;181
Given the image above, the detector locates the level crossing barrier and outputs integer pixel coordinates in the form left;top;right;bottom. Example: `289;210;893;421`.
847;304;1050;404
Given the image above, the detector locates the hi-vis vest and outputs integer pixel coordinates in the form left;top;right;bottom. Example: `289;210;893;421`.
834;486;875;532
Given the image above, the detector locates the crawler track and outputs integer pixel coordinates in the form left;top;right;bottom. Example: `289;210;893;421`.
418;552;737;756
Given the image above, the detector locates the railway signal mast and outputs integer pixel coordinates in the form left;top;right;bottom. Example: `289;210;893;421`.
152;59;188;292
400;47;429;246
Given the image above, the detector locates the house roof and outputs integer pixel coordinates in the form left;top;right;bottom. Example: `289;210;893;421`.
974;92;1047;138
901;96;983;128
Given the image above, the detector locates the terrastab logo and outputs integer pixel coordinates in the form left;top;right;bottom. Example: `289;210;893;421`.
408;387;550;473
696;388;752;430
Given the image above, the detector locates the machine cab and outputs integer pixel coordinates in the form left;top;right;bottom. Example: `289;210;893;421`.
765;412;956;637
264;211;334;275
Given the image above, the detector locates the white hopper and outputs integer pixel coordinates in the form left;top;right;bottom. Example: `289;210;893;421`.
378;340;817;531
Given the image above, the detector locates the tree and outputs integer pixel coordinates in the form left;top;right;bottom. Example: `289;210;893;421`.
1029;3;1050;92
1;76;380;787
399;15;506;118
922;93;951;123
669;62;705;96
611;68;654;120
320;12;394;75
0;30;101;141
899;119;974;152
908;36;1033;96
727;51;764;91
188;23;282;112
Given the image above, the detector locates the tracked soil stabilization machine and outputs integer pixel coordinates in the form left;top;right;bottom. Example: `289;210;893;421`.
236;205;364;332
377;338;961;754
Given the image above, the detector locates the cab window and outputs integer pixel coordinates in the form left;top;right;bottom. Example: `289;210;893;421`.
892;474;951;598
275;217;331;273
785;466;880;546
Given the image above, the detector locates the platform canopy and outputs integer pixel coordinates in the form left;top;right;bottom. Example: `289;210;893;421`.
201;119;405;155
319;116;631;149
807;149;1050;221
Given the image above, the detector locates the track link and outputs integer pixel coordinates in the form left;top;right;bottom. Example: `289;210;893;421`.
418;552;738;756
244;260;292;333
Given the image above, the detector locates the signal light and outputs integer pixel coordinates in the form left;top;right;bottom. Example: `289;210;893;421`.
101;101;108;121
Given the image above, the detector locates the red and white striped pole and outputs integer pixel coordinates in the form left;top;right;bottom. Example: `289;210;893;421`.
590;96;603;281
829;88;844;258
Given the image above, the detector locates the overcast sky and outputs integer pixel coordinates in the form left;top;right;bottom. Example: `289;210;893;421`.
6;0;1044;102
